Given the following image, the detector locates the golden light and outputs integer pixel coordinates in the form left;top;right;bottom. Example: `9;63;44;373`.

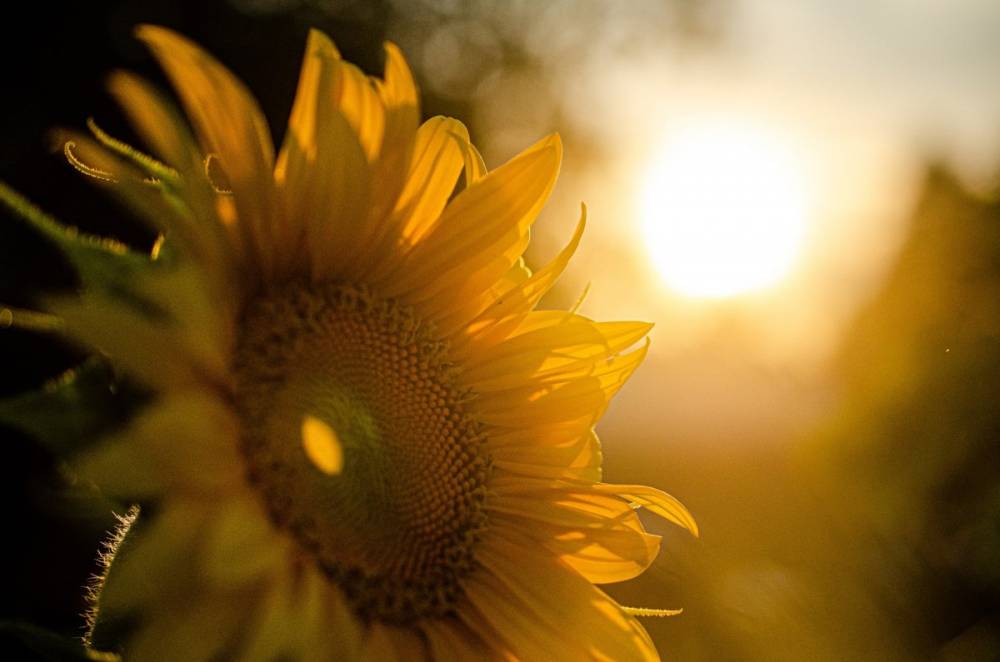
640;122;810;298
301;415;343;476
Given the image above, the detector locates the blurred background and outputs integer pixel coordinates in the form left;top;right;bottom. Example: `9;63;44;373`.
2;1;999;659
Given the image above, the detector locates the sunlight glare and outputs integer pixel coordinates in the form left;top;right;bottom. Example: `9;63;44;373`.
640;123;809;298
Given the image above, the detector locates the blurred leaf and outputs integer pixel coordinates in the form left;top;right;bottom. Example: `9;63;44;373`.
808;164;1000;657
0;180;170;326
0;181;152;296
0;622;117;661
0;358;145;458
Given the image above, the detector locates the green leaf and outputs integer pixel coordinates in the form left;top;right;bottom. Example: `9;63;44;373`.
0;622;118;661
0;358;146;457
0;180;153;299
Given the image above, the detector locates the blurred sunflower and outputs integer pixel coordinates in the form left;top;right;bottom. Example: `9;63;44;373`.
11;26;696;661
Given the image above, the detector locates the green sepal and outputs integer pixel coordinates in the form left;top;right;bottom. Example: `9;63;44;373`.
84;506;142;654
84;117;179;186
0;621;118;661
0;180;155;301
0;358;147;458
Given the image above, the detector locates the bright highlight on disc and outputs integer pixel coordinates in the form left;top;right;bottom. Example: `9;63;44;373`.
640;123;809;298
302;415;343;475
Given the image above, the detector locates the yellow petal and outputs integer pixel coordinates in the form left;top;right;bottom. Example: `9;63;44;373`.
127;596;245;662
49;286;227;391
106;72;201;176
338;60;386;163
549;526;660;584
378;134;562;304
457;131;488;187
453;206;586;351
395;117;469;243
489;429;602;482
486;412;597;448
477;343;651;428
106;72;222;235
362;41;420;240
488;493;660;584
463;316;651;391
422;617;493;661
474;377;607;428
361;623;429;662
480;342;651;420
593;483;700;537
466;533;659;662
272;29;336;270
76;389;242;499
240;564;362;662
137;25;277;278
376;41;420;122
274;29;371;281
362;116;469;282
201;495;286;587
491;458;600;483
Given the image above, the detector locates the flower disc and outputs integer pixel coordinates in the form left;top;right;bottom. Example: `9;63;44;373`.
234;283;489;623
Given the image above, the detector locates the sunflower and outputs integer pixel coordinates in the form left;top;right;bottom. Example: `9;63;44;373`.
12;26;697;661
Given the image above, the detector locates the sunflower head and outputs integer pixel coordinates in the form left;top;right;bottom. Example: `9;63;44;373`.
3;25;696;661
233;281;490;623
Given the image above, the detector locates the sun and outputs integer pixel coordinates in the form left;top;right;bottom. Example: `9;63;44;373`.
639;122;809;299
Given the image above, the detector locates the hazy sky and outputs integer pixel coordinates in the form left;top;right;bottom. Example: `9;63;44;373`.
732;0;1000;184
